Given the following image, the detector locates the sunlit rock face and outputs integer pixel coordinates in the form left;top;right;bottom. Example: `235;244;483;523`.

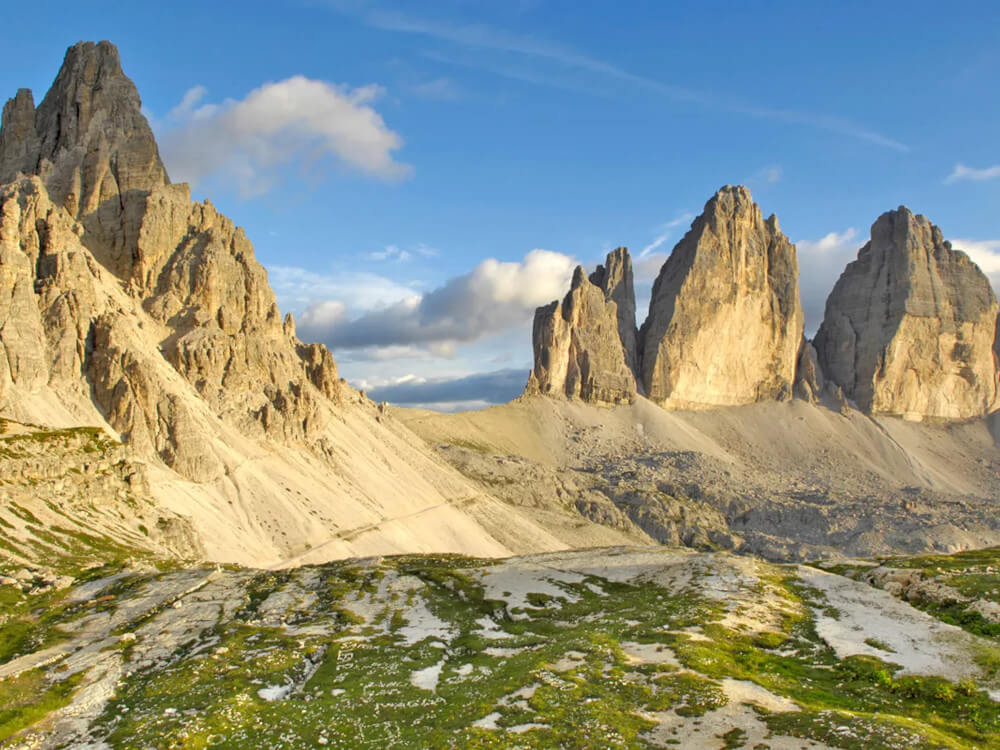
527;248;639;405
639;185;804;408
0;41;342;481
814;207;999;420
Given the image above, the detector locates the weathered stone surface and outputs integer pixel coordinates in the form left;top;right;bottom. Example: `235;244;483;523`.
0;41;169;278
0;42;343;479
814;207;999;420
794;340;825;403
0;89;40;180
589;247;639;380
639;185;804;407
527;248;638;404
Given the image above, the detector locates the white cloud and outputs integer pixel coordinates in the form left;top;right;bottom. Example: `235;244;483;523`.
296;248;576;353
796;228;860;334
951;238;1000;292
159;77;411;196
168;85;208;120
365;243;439;262
268;265;420;314
945;163;1000;184
414;243;440;257
368;245;413;262
298;300;347;329
753;165;782;184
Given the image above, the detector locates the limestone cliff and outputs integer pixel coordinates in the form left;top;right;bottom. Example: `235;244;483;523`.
0;41;564;566
0;41;169;277
639;185;804;407
527;248;638;404
814;207;999;420
0;41;341;480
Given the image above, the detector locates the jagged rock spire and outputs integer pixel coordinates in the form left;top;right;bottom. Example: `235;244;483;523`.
814;207;999;420
0;42;342;481
0;40;169;276
639;185;804;407
1;40;168;198
527;247;639;404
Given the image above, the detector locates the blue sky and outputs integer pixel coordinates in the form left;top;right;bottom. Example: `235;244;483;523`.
3;1;999;409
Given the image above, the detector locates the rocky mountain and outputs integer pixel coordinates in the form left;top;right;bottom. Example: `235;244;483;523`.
0;41;588;568
814;206;1000;420
528;186;804;409
640;185;804;408
525;247;639;404
528;189;1000;423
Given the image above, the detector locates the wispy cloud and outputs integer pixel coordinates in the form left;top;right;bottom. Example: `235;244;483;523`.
408;76;460;100
341;7;909;151
366;242;440;262
368;245;412;262
639;213;693;258
634;213;694;283
945;163;1000;184
748;165;783;186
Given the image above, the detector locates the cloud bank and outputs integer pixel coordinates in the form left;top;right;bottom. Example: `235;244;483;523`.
296;249;577;356
364;368;527;408
159;77;411;196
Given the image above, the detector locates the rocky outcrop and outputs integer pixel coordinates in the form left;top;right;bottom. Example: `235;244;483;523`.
814;207;999;420
0;41;575;569
639;186;804;407
794;340;824;403
589;248;639;379
0;42;342;479
0;41;169;278
526;248;638;404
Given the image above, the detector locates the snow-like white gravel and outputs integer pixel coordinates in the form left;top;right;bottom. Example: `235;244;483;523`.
798;566;982;678
410;657;446;692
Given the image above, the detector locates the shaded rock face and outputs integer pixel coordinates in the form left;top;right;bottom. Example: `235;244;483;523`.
0;41;169;277
0;42;342;480
527;248;638;405
589;248;639;379
639;186;804;408
814;207;999;420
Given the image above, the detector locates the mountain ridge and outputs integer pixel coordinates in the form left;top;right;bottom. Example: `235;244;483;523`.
0;40;588;568
527;187;1000;422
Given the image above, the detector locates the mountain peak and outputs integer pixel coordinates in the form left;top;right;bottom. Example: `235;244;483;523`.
0;40;169;276
640;186;802;407
1;40;167;198
815;205;998;419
